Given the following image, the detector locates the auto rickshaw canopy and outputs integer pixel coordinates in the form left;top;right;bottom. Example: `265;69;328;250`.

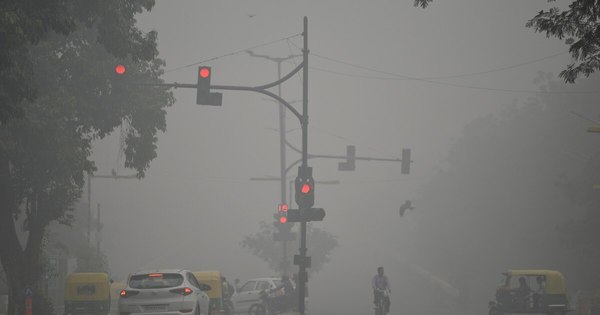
193;270;223;299
504;269;566;295
64;272;111;302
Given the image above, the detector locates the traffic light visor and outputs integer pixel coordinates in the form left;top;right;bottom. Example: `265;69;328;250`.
199;67;210;78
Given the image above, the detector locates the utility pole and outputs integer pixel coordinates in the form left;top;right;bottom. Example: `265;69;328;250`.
247;50;301;275
115;17;412;315
96;203;101;258
298;18;309;315
87;171;137;245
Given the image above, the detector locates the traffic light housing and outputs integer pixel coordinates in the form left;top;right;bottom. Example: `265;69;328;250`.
286;208;326;223
277;203;288;224
273;204;295;241
196;66;222;106
338;145;356;171
401;148;411;174
295;166;314;209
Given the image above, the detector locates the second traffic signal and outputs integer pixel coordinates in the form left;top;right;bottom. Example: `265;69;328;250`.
196;66;222;106
295;166;314;209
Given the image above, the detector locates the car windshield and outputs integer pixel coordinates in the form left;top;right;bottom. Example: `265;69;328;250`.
129;273;184;289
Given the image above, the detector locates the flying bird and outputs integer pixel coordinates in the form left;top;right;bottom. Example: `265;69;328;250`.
399;200;414;217
248;14;256;18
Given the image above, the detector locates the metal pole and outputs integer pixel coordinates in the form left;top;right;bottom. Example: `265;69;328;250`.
87;174;91;245
96;203;101;258
298;16;309;315
278;60;289;275
246;51;300;275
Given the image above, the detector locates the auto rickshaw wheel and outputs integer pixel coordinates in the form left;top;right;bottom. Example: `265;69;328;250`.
248;303;266;315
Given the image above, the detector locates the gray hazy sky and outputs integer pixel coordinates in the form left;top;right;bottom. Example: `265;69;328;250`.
88;1;571;314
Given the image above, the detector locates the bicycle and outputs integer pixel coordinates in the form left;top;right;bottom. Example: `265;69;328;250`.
374;288;390;315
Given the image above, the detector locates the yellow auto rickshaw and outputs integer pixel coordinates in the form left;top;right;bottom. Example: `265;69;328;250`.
64;272;111;315
193;271;234;315
489;269;571;315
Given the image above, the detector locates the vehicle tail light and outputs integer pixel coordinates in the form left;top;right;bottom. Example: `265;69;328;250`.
170;287;193;296
120;289;139;298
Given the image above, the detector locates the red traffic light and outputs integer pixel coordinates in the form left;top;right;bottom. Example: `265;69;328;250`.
279;216;288;224
115;64;126;75
278;204;288;212
301;183;311;194
199;67;210;78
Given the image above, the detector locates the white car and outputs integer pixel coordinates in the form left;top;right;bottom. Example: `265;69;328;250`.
118;269;211;315
231;277;285;314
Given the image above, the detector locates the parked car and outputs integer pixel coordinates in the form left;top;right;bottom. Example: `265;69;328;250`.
231;278;284;315
118;269;211;315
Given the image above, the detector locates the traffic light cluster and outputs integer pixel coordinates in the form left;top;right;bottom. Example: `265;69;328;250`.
196;66;222;106
295;166;314;209
273;203;295;242
276;203;289;224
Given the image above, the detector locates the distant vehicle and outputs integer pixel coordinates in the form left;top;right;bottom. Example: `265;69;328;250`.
118;269;211;315
193;270;234;315
231;278;284;315
489;269;571;315
64;272;111;315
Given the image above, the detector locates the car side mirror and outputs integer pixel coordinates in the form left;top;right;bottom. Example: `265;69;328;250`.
199;283;211;291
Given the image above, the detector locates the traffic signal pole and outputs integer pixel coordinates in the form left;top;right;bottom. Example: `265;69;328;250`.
298;17;310;315
123;17;317;315
246;50;301;275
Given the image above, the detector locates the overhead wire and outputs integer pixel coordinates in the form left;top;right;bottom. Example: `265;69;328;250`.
308;53;599;94
311;50;569;80
285;40;600;94
163;33;302;74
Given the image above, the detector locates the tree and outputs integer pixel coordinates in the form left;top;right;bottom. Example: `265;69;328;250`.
413;0;600;83
0;2;173;314
408;72;600;315
241;222;338;276
0;0;159;123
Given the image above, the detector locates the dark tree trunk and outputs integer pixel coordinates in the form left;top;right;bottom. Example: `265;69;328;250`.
0;156;47;315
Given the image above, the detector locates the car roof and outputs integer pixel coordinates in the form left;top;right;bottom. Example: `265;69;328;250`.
505;269;564;277
131;269;189;275
245;277;281;282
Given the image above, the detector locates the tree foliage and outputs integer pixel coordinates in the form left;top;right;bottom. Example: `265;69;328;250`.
0;0;158;123
413;0;600;83
0;1;173;313
241;222;338;275
408;73;600;315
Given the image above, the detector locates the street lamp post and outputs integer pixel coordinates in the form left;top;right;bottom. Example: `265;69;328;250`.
86;171;137;249
247;50;301;275
118;17;412;315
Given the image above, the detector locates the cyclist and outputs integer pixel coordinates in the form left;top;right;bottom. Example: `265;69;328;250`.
372;266;391;314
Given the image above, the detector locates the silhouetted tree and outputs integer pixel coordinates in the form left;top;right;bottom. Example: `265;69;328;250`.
411;72;600;314
0;2;173;313
241;221;338;275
